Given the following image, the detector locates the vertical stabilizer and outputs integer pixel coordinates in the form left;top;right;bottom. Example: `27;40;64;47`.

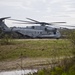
0;17;10;32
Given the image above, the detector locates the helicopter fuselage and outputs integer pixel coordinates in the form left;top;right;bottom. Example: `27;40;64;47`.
11;25;61;39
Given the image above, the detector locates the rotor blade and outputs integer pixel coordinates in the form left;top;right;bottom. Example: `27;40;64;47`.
26;18;56;25
58;25;75;27
0;17;11;20
15;22;53;25
8;18;35;23
26;18;66;24
26;18;40;23
50;24;75;27
51;22;66;23
12;22;37;24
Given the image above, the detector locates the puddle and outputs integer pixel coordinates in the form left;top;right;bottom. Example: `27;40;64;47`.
0;69;37;75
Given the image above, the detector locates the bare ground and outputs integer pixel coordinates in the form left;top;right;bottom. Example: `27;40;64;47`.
0;56;72;71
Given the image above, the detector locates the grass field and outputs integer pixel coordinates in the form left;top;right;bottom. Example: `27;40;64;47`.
0;39;73;61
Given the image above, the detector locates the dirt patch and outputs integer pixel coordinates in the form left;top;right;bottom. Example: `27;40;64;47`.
0;58;58;71
0;56;72;71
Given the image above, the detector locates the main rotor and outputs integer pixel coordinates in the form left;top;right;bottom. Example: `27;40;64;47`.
8;18;66;26
7;17;75;28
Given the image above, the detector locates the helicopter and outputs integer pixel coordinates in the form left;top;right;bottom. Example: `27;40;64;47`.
0;17;75;39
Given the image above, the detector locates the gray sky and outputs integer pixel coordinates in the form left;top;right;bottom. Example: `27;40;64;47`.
0;0;75;27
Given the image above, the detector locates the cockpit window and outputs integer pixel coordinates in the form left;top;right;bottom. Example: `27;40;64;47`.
45;28;47;31
32;26;35;29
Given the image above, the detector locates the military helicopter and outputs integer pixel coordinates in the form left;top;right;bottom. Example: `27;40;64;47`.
0;17;74;39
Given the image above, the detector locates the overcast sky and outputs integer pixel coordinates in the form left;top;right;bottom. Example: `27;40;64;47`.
0;0;75;27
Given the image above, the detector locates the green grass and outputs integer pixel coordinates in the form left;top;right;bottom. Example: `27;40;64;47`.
0;39;73;61
32;64;75;75
31;57;75;75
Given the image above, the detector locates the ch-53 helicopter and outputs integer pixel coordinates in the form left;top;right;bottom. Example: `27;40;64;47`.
0;17;75;39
